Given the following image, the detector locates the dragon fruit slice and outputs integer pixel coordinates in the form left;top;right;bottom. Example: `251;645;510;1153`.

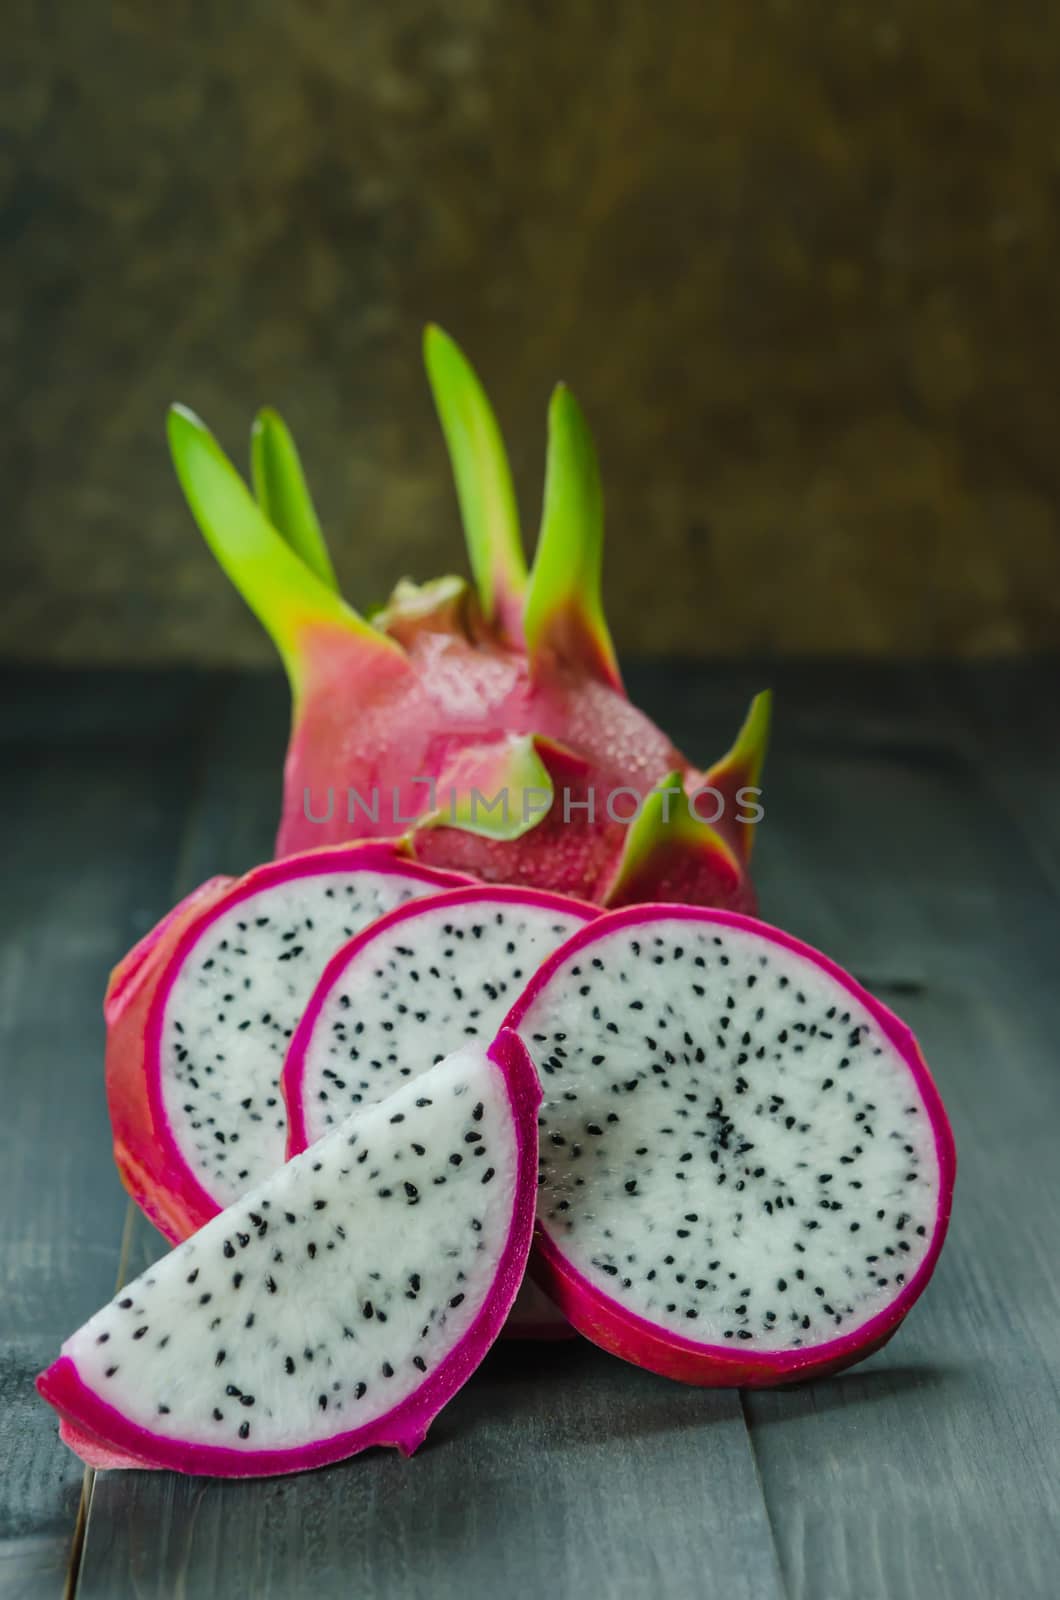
106;841;470;1242
281;882;595;1340
166;330;769;908
283;884;595;1154
503;906;955;1386
39;1033;539;1476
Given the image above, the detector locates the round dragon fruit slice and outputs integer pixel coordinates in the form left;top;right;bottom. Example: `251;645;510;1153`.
284;884;596;1154
503;906;956;1386
106;841;470;1242
283;884;596;1339
39;1033;539;1477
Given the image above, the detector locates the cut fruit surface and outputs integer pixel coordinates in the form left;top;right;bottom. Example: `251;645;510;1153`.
284;884;595;1153
106;842;470;1241
40;1035;539;1477
282;882;595;1341
504;906;955;1386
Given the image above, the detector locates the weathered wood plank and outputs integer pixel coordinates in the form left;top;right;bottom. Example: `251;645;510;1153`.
0;669;219;1599
949;659;1060;894
76;1341;782;1600
74;668;787;1600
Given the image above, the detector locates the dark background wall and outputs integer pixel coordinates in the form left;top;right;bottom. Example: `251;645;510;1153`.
4;0;1059;663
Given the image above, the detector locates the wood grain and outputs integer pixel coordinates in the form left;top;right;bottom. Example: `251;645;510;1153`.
0;670;217;1598
76;1341;783;1600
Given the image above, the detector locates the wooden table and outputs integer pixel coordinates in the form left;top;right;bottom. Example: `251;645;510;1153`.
4;661;1058;1599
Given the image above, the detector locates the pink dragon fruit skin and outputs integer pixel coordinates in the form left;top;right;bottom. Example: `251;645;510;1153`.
167;328;770;910
503;905;957;1388
105;841;471;1244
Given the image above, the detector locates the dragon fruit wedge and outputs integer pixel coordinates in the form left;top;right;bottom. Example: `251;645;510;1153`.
283;883;595;1155
39;1034;540;1476
106;841;470;1243
503;906;956;1387
166;329;770;908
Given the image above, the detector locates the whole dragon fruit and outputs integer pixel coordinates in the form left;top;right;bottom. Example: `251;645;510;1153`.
168;328;770;909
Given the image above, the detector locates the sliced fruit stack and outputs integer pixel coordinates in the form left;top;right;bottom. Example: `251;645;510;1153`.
39;849;955;1476
37;331;954;1476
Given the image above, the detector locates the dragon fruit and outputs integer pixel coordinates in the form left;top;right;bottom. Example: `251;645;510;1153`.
39;1034;540;1476
503;905;956;1386
167;329;770;908
281;881;596;1340
106;841;470;1242
282;883;595;1154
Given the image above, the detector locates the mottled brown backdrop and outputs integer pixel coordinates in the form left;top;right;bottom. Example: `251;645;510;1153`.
4;0;1059;661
